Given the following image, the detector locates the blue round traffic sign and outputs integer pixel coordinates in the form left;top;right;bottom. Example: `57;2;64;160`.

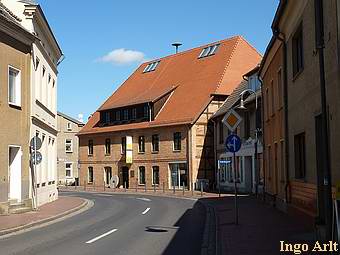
225;134;241;153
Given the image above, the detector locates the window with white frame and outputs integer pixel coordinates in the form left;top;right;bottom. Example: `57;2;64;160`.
65;139;73;153
65;163;72;177
67;122;72;131
8;66;21;106
152;166;160;185
139;166;146;185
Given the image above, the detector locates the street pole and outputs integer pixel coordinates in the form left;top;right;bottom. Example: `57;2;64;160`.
218;161;221;197
234;151;238;225
33;137;37;210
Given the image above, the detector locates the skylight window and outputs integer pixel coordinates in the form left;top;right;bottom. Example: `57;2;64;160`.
143;61;160;73
198;44;220;58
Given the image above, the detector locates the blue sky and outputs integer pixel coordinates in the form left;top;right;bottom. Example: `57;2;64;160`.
38;0;279;121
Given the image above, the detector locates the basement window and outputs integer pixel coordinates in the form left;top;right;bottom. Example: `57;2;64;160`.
198;44;220;58
143;61;160;73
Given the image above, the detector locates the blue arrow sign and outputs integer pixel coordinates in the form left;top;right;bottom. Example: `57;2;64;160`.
225;134;241;153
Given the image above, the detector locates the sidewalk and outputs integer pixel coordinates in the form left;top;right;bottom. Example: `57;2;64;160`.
201;196;315;255
0;196;87;236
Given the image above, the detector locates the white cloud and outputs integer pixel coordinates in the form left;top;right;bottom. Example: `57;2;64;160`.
98;48;145;65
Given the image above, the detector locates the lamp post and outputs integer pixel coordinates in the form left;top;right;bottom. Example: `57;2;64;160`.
238;89;260;196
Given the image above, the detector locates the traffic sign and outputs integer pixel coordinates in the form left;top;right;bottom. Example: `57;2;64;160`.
31;151;42;165
225;134;241;153
222;109;242;132
30;136;42;150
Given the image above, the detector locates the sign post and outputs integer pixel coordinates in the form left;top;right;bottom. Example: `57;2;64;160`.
226;134;241;225
30;136;42;210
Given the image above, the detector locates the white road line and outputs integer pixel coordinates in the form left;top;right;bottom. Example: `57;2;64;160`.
142;207;151;215
136;197;151;202
85;228;118;244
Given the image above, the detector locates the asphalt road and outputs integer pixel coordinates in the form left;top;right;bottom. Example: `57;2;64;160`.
0;191;206;255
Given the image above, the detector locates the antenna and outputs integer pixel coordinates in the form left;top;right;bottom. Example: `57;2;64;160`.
172;42;182;54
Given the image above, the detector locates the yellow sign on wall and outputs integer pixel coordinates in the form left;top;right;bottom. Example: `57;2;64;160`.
126;136;133;164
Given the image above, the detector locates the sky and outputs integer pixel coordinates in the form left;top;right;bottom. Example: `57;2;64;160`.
38;0;279;122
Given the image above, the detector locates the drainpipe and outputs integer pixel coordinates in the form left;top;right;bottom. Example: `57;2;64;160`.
258;77;266;201
273;29;290;205
187;125;193;191
315;0;332;240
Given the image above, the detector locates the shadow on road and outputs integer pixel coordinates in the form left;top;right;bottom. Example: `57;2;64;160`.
161;201;206;255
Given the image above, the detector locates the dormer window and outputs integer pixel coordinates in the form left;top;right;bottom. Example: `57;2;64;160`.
198;44;220;58
143;61;160;73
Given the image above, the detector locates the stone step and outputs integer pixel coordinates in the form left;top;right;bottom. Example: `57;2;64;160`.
9;202;27;210
9;207;32;214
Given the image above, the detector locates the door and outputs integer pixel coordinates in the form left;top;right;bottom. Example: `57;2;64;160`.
104;167;112;186
9;146;22;202
122;167;129;188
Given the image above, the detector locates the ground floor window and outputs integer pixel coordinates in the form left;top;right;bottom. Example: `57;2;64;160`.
88;167;93;183
219;157;232;183
104;167;112;185
139;166;146;185
152;166;160;185
65;163;72;177
169;163;187;188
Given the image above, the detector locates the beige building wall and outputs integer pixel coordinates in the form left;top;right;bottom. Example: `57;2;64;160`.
57;113;83;185
0;31;32;213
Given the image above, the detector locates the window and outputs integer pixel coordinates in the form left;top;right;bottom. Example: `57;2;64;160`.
105;138;111;155
88;167;94;183
294;132;306;179
138;136;145;153
292;23;303;76
219;122;224;144
35;57;40;71
67;122;72;131
265;88;269;120
139;166;146;185
277;69;283;108
173;132;181;151
48;74;51;83
65;139;73;153
270;80;275;115
123;109;129;120
143;61;160;73
121;137;126;154
104;112;110;123
198;44;220;58
132;108;137;120
65;163;72;177
88;140;93;155
116;111;121;121
244;111;250;139
152;134;159;152
143;105;148;118
152;166;160;185
8;66;21;106
42;66;46;77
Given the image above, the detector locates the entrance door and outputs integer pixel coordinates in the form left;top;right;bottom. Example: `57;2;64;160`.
169;163;187;188
9;146;22;202
122;167;129;188
104;167;112;186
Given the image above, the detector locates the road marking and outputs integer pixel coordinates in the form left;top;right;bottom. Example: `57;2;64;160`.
85;228;118;244
136;197;151;202
142;207;151;215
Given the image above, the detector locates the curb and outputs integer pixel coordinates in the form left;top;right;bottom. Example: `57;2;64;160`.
199;200;218;255
0;198;90;238
61;189;199;201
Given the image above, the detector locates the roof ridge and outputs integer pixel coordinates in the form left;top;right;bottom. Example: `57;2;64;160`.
237;35;263;58
214;35;242;94
142;35;242;64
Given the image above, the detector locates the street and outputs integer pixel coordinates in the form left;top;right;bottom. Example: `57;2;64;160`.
0;191;205;255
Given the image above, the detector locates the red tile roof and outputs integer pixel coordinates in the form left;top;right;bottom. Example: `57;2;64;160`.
79;36;261;135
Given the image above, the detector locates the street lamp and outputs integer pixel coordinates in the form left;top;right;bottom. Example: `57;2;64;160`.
238;89;260;197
